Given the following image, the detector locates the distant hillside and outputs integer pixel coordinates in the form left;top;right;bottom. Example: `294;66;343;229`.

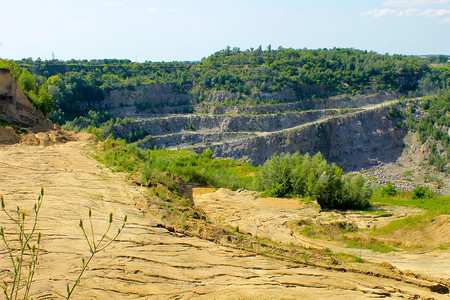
12;47;449;123
4;48;448;171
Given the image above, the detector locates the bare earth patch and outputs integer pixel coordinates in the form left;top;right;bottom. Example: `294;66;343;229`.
0;135;447;299
193;188;450;284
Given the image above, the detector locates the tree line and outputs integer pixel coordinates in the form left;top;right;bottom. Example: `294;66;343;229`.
7;47;448;123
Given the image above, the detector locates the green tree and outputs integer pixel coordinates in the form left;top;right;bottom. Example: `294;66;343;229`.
256;152;372;210
313;165;344;209
36;86;54;116
341;174;371;209
18;70;36;93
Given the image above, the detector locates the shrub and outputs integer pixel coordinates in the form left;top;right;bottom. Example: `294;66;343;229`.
341;174;372;209
255;152;372;210
313;166;344;209
381;183;399;196
18;70;36;93
412;186;434;199
258;182;288;198
35;86;54;116
202;148;213;159
86;125;105;141
256;153;293;196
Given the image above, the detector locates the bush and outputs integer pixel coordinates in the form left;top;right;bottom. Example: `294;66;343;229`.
18;70;36;93
256;152;294;196
255;152;372;210
313;166;344;209
258;182;288;198
313;169;371;210
412;186;434;199
202;148;213;159
341;174;372;209
86;125;105;141
381;183;399;196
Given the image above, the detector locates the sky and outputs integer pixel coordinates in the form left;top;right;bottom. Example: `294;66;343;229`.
0;0;449;62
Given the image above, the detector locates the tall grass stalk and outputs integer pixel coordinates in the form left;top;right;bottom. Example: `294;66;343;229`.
0;188;44;300
0;189;127;299
66;210;127;299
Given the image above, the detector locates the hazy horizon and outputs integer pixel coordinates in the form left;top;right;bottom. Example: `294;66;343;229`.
1;0;449;62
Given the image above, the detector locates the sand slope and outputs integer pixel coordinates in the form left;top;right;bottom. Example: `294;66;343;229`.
0;138;446;299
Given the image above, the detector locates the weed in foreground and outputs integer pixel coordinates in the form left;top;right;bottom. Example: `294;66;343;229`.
0;188;43;300
66;209;127;299
0;189;127;299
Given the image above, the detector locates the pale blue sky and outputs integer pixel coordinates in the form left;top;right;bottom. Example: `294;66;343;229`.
0;0;449;62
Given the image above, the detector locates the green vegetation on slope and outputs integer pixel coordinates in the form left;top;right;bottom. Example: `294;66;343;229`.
12;48;449;124
404;90;450;171
0;119;10;128
92;134;373;210
62;110;148;143
370;188;449;235
94;136;257;191
0;59;53;115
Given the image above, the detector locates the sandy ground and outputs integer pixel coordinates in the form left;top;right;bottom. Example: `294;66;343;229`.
193;188;450;282
0;137;447;299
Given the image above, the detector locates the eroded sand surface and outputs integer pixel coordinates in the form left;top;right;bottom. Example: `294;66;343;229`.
194;188;450;282
0;139;447;299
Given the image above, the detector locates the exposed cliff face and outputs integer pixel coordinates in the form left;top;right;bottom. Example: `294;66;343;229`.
100;83;331;111
196;108;405;170
0;68;49;127
132;110;337;137
124;105;405;171
88;83;405;171
90;82;397;119
200;92;398;115
86;83;191;114
205;85;330;104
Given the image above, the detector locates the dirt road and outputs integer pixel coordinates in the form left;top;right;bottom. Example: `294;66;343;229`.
0;137;446;299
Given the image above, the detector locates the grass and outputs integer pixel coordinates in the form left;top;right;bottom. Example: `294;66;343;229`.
369;192;450;236
94;136;258;191
438;244;449;250
345;238;398;253
290;191;449;253
358;208;393;216
90;136;260;229
370;193;449;215
92;134;448;255
299;224;318;238
403;170;414;177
